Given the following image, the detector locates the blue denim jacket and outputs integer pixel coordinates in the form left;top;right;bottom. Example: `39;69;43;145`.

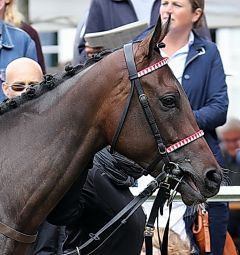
0;21;38;101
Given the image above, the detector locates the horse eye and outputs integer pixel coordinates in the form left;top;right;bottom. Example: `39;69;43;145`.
161;95;176;108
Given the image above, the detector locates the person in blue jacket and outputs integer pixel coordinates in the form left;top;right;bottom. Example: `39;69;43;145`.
75;0;161;64
135;0;229;254
0;20;37;101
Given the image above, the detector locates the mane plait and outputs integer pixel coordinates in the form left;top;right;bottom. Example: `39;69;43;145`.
0;64;80;115
0;48;114;116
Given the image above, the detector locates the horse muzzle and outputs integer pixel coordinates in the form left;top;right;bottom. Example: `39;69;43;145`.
175;160;222;205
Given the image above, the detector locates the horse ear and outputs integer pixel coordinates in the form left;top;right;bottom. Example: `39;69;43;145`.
148;15;171;56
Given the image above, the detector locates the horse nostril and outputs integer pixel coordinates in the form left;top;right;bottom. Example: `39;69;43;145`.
205;169;222;186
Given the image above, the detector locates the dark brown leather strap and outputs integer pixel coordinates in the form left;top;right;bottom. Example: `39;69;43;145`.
0;222;37;243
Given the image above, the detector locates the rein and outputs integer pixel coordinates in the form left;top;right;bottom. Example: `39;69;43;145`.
61;166;183;255
62;170;170;255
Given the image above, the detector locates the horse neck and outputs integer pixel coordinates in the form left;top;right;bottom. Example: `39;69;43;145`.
0;61;119;235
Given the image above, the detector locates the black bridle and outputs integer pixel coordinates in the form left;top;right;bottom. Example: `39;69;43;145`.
111;42;204;176
111;42;171;174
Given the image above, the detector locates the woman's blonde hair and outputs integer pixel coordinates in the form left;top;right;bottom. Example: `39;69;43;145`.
4;0;24;27
152;228;191;255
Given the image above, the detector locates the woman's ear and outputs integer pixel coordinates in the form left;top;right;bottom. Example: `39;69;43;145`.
192;8;203;24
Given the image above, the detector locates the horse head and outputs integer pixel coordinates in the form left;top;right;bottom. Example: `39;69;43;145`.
99;17;222;205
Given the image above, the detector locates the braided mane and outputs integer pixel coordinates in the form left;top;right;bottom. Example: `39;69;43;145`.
0;49;113;116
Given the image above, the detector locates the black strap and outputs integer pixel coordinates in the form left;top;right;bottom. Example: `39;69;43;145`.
145;182;171;255
123;43;170;166
110;83;134;153
62;171;167;255
111;42;171;168
161;203;172;255
145;235;153;255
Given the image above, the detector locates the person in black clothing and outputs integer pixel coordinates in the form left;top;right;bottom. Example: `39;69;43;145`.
48;147;146;255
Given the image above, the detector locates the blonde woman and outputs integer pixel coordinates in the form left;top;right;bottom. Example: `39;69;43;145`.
3;0;45;73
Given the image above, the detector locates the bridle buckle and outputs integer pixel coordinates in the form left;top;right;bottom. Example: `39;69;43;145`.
144;226;155;237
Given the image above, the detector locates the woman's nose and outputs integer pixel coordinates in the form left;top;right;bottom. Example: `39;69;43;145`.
165;4;173;13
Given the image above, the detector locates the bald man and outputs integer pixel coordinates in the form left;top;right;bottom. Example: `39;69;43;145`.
2;57;43;98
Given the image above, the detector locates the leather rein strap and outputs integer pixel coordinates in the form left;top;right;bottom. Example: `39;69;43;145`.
0;221;37;243
62;171;168;255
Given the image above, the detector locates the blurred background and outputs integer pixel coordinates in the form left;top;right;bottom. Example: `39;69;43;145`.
17;0;240;119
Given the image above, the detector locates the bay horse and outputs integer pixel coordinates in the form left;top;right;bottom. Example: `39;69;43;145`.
0;17;222;255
